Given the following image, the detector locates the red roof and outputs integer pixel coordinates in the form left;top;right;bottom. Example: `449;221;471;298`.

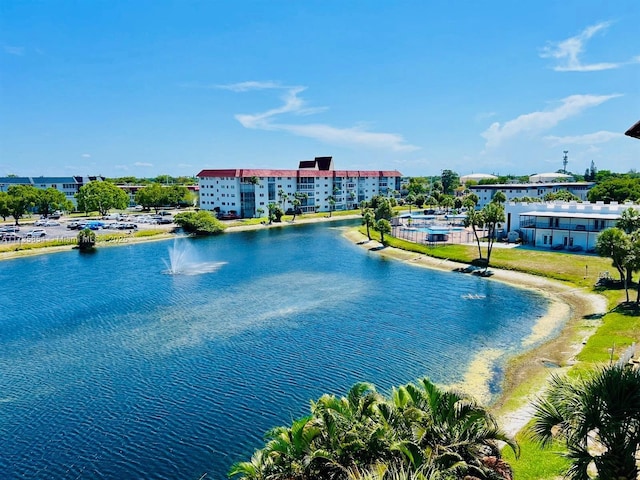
196;168;402;179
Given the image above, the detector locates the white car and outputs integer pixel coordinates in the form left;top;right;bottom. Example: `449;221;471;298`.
34;219;48;226
44;220;61;227
25;229;47;238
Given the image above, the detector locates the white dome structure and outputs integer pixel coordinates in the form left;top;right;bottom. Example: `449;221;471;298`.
460;173;497;184
529;172;574;183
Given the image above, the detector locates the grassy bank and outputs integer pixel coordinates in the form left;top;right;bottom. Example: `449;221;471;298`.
358;226;638;479
0;229;170;256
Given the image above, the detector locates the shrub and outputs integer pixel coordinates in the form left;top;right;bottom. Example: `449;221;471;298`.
173;211;226;235
77;228;96;251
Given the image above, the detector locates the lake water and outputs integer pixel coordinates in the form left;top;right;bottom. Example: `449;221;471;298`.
0;220;549;479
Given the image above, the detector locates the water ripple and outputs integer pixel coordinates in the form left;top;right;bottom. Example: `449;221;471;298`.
0;222;549;479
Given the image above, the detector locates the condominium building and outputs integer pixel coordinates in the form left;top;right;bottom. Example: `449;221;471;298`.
469;182;595;208
196;157;402;218
0;175;105;206
505;201;640;252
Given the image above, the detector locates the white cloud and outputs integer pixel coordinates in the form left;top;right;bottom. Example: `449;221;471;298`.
115;165;129;171
134;162;153;167
540;21;640;72
215;81;282;92
81;153;91;158
475;111;497;122
544;130;623;146
225;82;419;152
3;45;24;56
481;94;622;149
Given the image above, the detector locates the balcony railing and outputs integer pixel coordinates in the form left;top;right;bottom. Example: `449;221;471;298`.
520;222;608;232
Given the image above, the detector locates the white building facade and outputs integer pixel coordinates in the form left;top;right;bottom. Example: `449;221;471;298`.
469;182;595;209
504;201;640;252
197;157;402;218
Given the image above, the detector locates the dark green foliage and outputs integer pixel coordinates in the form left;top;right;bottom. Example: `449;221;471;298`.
375;219;391;244
362;209;375;240
229;378;517;480
76;181;129;215
268;203;284;223
587;177;640;203
6;185;38;224
543;190;581;202
173;210;226;235
440;170;460;195
0;191;9;220
35;187;73;217
529;364;640;480
135;183;189;212
77;228;96;251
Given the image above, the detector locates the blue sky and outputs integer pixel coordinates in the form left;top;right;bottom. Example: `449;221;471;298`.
1;1;638;178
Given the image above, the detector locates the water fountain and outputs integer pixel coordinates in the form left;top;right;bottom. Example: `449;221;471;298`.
163;238;226;275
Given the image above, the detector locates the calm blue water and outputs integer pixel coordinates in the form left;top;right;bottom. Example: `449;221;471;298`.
0;221;549;479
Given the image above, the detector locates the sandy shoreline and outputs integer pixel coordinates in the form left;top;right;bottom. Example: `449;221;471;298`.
341;229;608;435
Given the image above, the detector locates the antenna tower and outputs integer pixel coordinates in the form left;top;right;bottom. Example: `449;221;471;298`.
562;150;569;174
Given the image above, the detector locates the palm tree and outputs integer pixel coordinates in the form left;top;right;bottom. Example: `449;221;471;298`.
392;379;518;479
261;416;322;479
481;202;505;270
438;195;454;214
631;230;640;303
291;198;301;221
291;192;308;221
405;193;415;213
596;227;633;301
278;189;288;213
375;219;392;245
492;191;506;205
311;383;391;474
327;196;336;217
77;228;96;251
529;364;640;480
362;209;375;240
229;449;273;479
348;191;356;209
617;206;640;234
464;207;485;261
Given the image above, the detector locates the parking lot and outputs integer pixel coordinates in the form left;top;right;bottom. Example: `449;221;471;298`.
0;213;176;243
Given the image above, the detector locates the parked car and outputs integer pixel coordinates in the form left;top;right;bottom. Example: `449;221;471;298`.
1;232;21;241
0;225;20;232
86;221;105;230
67;221;82;229
44;220;61;227
25;229;47;238
34;219;48;226
117;222;138;230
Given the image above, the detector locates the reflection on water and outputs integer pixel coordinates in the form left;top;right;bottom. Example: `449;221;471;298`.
0;221;551;479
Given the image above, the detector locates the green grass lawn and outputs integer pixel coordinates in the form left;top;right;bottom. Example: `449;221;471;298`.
503;430;570;480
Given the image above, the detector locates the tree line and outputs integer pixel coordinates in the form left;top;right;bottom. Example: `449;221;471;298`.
0;185;74;224
0;181;193;224
403;167;640;205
